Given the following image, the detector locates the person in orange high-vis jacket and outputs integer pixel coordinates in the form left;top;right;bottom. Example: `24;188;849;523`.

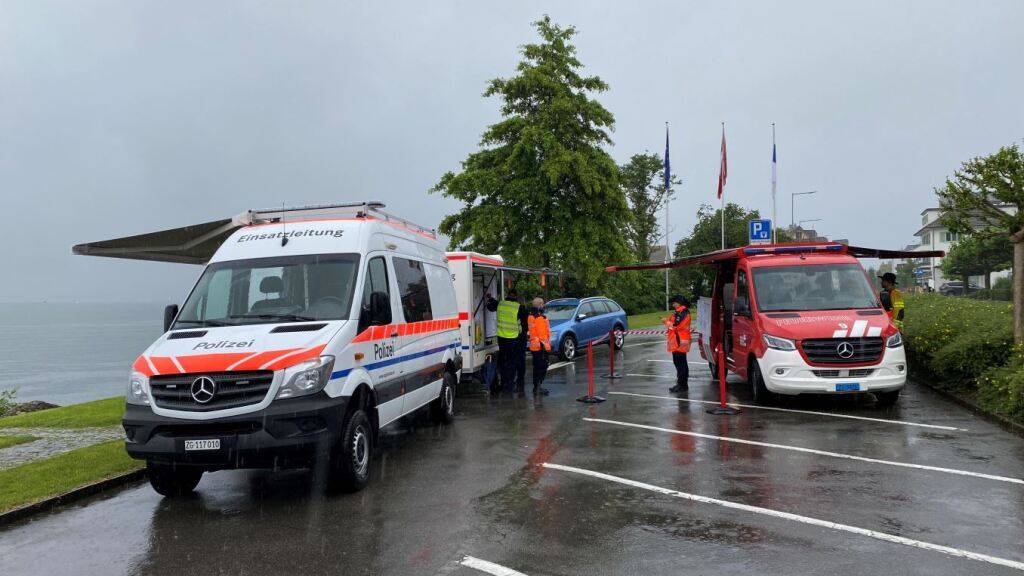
527;297;551;397
663;294;692;393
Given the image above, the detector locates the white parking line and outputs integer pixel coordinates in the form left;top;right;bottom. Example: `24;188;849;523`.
460;555;530;576
608;391;968;432
547;361;572;372
583;418;1022;485
542;463;1024;572
623;342;650;348
646;360;708;367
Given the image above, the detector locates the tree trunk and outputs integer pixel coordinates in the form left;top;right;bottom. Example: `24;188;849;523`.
984;270;992;291
1014;238;1024;344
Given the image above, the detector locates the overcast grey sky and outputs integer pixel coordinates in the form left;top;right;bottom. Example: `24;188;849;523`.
2;0;1022;303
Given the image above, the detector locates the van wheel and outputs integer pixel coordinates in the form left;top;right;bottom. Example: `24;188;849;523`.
749;359;775;405
147;461;202;497
612;325;625;350
559;334;577;361
874;390;901;407
431;370;456;424
331;409;372;492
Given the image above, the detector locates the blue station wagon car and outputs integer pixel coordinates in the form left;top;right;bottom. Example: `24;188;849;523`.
544;297;629;360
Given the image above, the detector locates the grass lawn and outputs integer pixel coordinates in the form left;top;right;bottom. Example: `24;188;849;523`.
0;397;124;429
0;435;37;449
0;440;143;513
628;310;669;329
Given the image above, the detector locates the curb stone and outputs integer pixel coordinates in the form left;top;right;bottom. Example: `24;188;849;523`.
0;468;146;527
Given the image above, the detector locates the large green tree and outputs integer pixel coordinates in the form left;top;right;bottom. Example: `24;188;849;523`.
940;234;1012;290
671;203;763;298
619;152;678;262
431;16;630;288
937;145;1024;340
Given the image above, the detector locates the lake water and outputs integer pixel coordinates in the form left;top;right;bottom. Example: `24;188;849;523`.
0;303;163;405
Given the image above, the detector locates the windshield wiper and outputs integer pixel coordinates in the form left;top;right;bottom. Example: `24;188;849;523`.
229;313;319;322
173;319;233;327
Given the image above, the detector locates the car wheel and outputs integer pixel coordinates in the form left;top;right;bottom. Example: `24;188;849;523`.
612;324;625;350
147;461;203;497
874;390;900;407
330;409;373;492
431;369;456;424
749;358;775;405
559;334;577;361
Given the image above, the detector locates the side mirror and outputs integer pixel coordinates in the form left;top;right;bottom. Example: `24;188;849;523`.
879;290;892;310
734;297;751;317
163;304;179;332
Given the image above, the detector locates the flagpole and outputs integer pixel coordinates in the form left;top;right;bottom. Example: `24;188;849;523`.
771;123;777;244
664;122;671;311
720;122;726;250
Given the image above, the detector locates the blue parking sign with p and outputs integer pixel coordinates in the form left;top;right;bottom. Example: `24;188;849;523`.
749;219;772;245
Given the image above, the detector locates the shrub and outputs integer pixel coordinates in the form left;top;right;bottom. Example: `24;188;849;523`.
0;389;16;417
901;294;1012;376
977;351;1024;422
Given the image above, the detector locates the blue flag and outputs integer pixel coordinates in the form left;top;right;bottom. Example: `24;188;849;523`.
663;124;670;192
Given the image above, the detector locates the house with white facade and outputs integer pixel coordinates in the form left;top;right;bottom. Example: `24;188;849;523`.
912;206;1013;289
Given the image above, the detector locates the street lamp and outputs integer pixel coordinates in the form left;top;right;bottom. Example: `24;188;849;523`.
798;218;822;228
791;190;818;228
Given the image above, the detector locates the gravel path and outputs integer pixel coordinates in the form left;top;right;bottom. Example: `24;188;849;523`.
0;427;124;470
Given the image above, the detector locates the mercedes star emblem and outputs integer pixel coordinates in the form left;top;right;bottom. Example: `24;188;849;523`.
190;376;217;404
836;342;855;359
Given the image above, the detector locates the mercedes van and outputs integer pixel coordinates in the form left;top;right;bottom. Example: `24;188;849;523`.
606;243;943;406
75;202;461;495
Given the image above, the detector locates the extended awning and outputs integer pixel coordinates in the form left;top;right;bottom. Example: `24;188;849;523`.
605;243;945;273
72;213;255;265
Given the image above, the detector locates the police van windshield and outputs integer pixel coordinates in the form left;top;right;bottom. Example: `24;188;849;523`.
752;263;881;312
174;254;360;328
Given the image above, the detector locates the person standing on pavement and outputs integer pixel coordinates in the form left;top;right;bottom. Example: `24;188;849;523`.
527;297;551;397
878;272;905;331
488;288;529;395
663;294;692;394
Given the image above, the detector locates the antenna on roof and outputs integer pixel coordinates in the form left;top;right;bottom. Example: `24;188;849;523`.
280;202;288;246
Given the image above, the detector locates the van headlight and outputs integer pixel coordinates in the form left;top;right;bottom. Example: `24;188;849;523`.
886;332;903;348
276;355;335;399
763;334;796;351
127;372;150;405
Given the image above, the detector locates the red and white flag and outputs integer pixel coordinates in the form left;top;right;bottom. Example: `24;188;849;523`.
717;125;728;199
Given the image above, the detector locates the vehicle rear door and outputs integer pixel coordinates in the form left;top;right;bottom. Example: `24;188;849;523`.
730;268;755;377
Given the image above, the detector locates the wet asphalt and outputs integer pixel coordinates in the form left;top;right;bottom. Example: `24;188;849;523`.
2;340;1023;576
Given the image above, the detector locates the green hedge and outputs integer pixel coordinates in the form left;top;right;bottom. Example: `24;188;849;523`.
903;293;1023;423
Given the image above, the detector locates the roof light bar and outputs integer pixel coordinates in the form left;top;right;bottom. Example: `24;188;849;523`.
743;244;844;256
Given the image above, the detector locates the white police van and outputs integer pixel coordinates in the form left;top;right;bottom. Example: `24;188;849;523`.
74;202;461;495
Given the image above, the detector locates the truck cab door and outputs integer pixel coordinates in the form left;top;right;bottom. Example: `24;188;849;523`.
359;255;403;426
730;269;755;378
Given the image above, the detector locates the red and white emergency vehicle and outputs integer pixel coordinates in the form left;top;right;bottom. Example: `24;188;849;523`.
74;202;461;495
607;243;943;405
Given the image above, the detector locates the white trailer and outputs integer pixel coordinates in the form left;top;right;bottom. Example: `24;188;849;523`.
445;251;562;378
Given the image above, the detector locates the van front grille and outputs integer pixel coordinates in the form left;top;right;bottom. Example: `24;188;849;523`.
801;338;884;365
149;371;274;412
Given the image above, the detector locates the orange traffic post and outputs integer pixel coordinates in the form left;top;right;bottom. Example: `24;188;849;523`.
604;329;622;379
577;340;605;403
707;343;740;415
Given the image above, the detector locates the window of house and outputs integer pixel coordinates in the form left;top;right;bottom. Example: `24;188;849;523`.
944;231;959;243
921;233;931;246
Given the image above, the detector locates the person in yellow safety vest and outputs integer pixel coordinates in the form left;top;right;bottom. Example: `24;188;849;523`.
878;272;905;331
488;289;528;395
663;294;692;394
527;297;551;397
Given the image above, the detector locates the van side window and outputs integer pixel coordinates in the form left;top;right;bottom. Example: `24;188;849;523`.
735;271;751;314
424;263;458;318
393;257;433;323
359;256;392;331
